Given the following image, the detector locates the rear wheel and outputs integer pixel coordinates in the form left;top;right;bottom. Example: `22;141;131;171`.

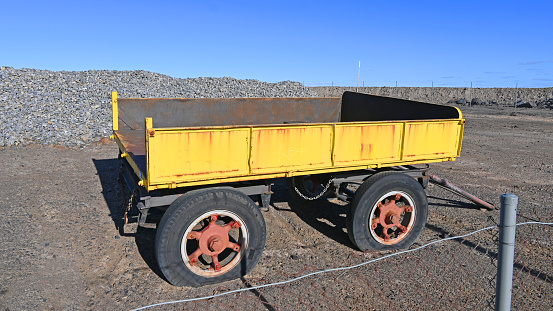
347;172;428;251
155;188;266;287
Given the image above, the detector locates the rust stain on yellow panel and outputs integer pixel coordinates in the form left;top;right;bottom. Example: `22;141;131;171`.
250;125;333;174
334;123;403;165
402;121;461;160
148;128;250;185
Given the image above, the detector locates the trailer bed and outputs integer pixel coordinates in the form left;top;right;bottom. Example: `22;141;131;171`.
112;91;464;191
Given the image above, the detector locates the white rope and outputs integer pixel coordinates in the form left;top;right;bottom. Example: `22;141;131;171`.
129;221;553;311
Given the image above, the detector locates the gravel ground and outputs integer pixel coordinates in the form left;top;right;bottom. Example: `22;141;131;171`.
0;67;316;147
1;103;552;310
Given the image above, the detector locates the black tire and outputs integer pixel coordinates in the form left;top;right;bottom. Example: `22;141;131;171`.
287;174;333;202
155;188;266;287
347;172;428;251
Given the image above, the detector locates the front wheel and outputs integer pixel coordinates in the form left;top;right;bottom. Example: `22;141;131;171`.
155;188;266;287
347;172;428;251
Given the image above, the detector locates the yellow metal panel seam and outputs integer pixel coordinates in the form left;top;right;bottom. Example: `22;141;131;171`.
248;127;253;174
457;119;465;156
145;117;153;189
112;92;118;131
330;124;336;166
399;121;406;161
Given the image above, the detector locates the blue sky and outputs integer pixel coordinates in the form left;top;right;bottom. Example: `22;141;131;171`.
1;0;552;87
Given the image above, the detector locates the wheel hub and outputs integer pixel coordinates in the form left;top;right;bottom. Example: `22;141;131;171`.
208;236;224;252
186;214;242;271
387;213;400;225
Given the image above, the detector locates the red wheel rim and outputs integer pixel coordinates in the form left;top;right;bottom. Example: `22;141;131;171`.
368;191;416;245
181;210;248;277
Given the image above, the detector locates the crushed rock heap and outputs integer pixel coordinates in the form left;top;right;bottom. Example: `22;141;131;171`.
0;67;316;147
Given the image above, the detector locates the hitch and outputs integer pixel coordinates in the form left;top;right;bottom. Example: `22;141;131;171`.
427;174;497;210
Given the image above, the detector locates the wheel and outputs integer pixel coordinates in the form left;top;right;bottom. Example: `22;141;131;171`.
347;172;428;251
287;174;333;202
155;188;266;287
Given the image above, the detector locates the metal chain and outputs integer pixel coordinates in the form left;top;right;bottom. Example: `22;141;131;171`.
124;190;136;225
118;165;136;225
294;177;334;201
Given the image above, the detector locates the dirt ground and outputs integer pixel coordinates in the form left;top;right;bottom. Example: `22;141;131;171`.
1;106;552;310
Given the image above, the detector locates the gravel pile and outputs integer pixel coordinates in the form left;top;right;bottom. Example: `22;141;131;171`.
0;67;316;147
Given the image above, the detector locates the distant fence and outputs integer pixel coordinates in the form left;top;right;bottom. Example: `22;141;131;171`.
132;196;552;311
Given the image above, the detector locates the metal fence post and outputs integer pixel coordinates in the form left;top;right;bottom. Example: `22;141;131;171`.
495;193;518;311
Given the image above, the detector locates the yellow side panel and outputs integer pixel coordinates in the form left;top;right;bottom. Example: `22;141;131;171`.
250;125;333;174
403;121;461;160
148;128;250;184
334;123;403;165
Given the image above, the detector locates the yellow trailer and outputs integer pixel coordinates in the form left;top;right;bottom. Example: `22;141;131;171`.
112;91;464;287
